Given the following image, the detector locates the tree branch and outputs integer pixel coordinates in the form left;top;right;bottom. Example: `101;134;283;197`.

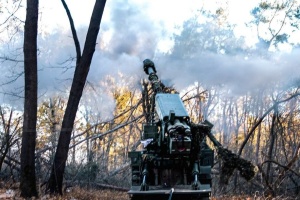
238;92;300;156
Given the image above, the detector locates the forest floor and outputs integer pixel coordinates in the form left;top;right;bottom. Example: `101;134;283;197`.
0;186;298;200
0;186;128;200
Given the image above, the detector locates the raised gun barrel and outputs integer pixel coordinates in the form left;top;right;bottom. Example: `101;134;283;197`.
143;59;162;93
142;59;191;154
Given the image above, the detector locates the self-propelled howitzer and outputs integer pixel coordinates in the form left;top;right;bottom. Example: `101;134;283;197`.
128;59;255;200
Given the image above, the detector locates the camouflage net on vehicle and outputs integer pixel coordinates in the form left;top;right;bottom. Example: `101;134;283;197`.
217;146;256;184
194;121;256;184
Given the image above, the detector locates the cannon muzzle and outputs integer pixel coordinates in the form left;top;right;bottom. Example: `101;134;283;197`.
143;59;157;75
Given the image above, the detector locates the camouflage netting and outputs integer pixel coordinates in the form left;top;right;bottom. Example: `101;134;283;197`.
217;146;256;184
194;121;257;184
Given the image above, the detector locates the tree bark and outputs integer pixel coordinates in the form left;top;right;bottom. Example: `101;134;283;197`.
20;0;39;198
47;0;106;194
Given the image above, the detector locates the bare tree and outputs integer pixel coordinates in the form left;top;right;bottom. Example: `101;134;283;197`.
238;92;300;156
0;106;21;171
47;0;107;194
20;0;39;198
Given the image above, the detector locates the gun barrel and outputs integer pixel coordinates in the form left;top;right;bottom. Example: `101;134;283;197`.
143;59;162;93
206;130;222;148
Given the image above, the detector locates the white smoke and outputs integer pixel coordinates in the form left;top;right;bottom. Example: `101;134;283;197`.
1;0;300;115
154;51;300;94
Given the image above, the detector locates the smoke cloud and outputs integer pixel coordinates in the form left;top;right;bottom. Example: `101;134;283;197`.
155;51;300;94
0;0;299;116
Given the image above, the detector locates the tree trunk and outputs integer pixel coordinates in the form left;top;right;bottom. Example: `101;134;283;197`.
20;0;39;198
47;0;106;194
254;92;263;165
266;105;278;188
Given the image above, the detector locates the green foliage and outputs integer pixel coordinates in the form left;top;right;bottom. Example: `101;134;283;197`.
250;0;300;50
259;2;271;10
172;11;247;58
275;33;288;44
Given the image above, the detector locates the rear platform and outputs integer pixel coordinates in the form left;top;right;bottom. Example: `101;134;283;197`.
128;185;211;200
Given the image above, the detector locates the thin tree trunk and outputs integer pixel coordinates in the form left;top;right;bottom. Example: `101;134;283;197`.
20;0;39;197
266;106;278;186
255;92;263;165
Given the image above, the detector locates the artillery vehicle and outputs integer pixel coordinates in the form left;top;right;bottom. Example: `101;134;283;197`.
128;59;255;200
